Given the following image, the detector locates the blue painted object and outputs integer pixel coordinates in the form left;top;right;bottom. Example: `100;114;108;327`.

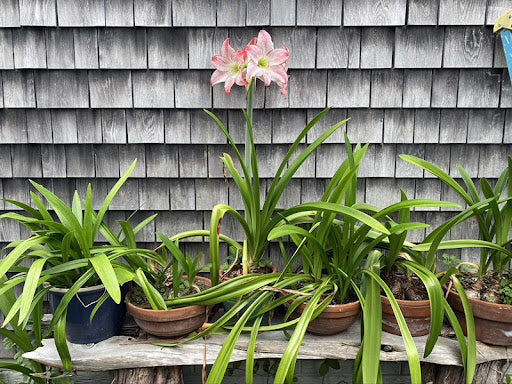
501;29;512;84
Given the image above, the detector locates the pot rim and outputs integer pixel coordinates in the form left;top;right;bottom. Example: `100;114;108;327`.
380;295;431;307
49;283;105;294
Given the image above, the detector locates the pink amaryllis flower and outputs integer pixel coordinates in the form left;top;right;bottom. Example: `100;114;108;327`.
246;30;289;97
211;38;248;95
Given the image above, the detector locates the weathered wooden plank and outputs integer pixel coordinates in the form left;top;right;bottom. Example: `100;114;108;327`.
217;0;246;26
105;0;134;26
178;145;207;177
41;144;66;177
307;108;346;144
479;145;511;178
213;77;264;109
358;144;396;177
316;27;353;68
156;211;203;242
172;0;215;27
93;145;119;177
297;0;342;26
19;0;56;25
0;210;22;241
271;0;296;25
348;28;361;69
407;0;439;25
148;29;188;69
289;70;327;108
51;179;77;207
77;110;102;143
107;179;139;210
346;109;383;143
505;109;512;143
174;71;212;108
46;28;75;68
443;27;494;68
101;110;127;143
164;110;190;144
196;179;228;210
74;29;99;69
265;82;290;108
467;109;504;144
431;69;459;108
424;144;450;179
99;29;146;69
208;144;231;178
0;0;20;27
188;28;227;69
247;0;270;25
344;0;406;26
272;110;307;144
438;0;485;25
402;70;432;108
458;70;501;108
256;144;287;178
495;31;507;68
328;70;371;107
130;211;155;243
169;179;195;210
384;110;414;143
89;70;132;108
2;71;36;108
366;178;415;209
301;179;326;203
0;110;28;143
414;179;442;211
271;27;316;69
316;144;348;177
146;144;179;178
11;144;42;177
275;179;301;209
13;28;46;68
360;27;393;68
0;30;13;69
119;145;146;177
126;110;164;143
450;144;480;178
289;143;316;178
56;0;105;26
190;110;226;144
486;0;512;25
501;69;512;108
439;109;468;143
134;0;172;26
66;145;95;177
51;110;78;143
133;71;174;108
395;26;444;68
36;71;89;108
26;110;52;143
414;110;440;144
139;179;170;210
370;70;403;108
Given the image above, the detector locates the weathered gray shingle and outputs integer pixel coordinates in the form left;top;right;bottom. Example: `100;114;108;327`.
2;71;36;108
247;0;270;25
196;179;228;210
360;28;393;68
478;145;511;177
443;27;494;68
486;0;512;25
414;179;442;211
173;0;216;27
358;144;396;177
395;144;424;178
271;0;296;26
174;70;212;108
0;30;13;69
27;110;52;143
407;0;439;25
346;109;384;143
36;71;89;108
438;0;486;25
146;144;179;177
207;144;230;178
120;144;146;177
190;109;226;144
439;109;468;143
402;70;432;108
46;28;75;69
155;211;203;242
272;27;316;69
126;110;164;143
99;29;147;69
179;145;207;178
217;0;246;26
467;109;504;144
188;28;226;69
41;145;66;177
414;110;440;143
316;28;356;69
0;146;12;178
431;69;459;108
94;145;119;177
306;108;346;144
51;110;77;143
344;0;406;26
505;109;512;143
89;70;132;108
164;110;190;144
297;0;342;26
384;110;415;143
272;110;307;144
169;179;195;210
0;0;20;27
424;144;450;178
13;28;46;68
315;144;346;177
458;70;501;108
0;110;27;143
148;29;188;69
20;0;55;26
395;27;444;68
134;0;172;26
140;179;170;210
102;110;127;143
105;0;134;26
57;0;105;26
133;71;174;108
289;70;327;108
450;144;479;177
371;70;403;108
301;179;326;204
328;70;371;108
12;144;42;177
366;179;415;209
212;79;264;109
275;179;301;209
65;144;95;177
74;29;99;69
256;144;287;177
227;109;272;144
77;110;102;143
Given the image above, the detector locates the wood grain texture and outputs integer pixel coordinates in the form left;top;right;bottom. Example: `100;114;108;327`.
438;0;485;25
133;71;174;108
407;0;439;25
74;29;99;69
450;144;479;178
395;26;444;68
89;70;132;108
41;145;66;177
178;145;207;178
155;211;203;242
208;144;231;178
301;179;326;203
306;108;346;144
366;178;415;209
424;144;450;179
289;143;316;178
105;0;134;26
414;110;440;143
99;29;147;69
174;70;211;108
272;110;307;144
256;144;287;178
495;32;507;68
173;0;216;27
344;0;406;26
164;110;190;144
274;179;301;209
13;28;46;68
346;109;384;143
134;0;172;26
478;145;511;178
247;0;270;25
57;0;105;26
317;27;353;68
11;144;42;177
217;0;246;26
505;109;512;143
2;71;36;108
51;110;78;143
328;70;371;107
486;0;512;25
196;179;228;210
370;70;403;108
46;28;75;68
271;27;316;69
126;110;164;143
19;0;55;27
467;109;504;144
119;145;146;177
431;69;459;108
0;110;28;143
139;179;170;211
188;28;226;69
66;145;95;177
0;29;13;69
296;0;342;26
289;70;327;108
0;0;20;27
77;110;102;143
316;144;348;177
190;109;226;144
439;109;468;143
213;77;265;109
402;70;432;108
36;71;89;108
102;110;127;143
271;0;296;26
169;179;195;210
358;144;395;177
501;69;512;108
94;145;119;177
443;27;494;68
27;110;52;143
457;70;501;108
384;110;414;143
414;179;442;211
113;366;183;384
148;29;188;69
145;144;179;178
395;144;424;178
360;27;393;68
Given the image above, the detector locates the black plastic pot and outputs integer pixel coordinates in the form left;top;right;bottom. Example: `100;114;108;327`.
48;284;127;344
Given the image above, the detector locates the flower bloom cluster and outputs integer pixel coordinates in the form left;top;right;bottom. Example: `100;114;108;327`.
211;30;289;97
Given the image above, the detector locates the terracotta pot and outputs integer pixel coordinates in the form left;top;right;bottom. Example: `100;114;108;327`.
126;276;211;338
381;296;431;337
293;300;361;336
446;288;512;346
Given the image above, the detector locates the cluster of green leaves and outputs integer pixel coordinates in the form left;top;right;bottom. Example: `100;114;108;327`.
500;277;512;305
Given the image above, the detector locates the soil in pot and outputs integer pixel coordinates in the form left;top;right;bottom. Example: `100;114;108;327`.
126;276;211;338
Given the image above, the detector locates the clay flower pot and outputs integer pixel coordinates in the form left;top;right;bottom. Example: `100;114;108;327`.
446;289;512;346
126;276;211;338
381;296;431;337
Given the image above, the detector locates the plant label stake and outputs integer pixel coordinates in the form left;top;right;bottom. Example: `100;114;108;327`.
495;10;512;84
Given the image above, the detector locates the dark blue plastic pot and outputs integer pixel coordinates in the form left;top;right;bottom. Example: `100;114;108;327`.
48;284;127;344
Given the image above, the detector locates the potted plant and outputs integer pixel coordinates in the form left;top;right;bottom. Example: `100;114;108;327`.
0;159;158;371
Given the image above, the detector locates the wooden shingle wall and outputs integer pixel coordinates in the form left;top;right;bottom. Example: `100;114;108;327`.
1;0;512;264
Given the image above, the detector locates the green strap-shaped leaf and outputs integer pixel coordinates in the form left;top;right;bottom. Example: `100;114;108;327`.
18;258;47;325
134;268;166;310
90;254;121;304
54;310;72;371
0;236;48;280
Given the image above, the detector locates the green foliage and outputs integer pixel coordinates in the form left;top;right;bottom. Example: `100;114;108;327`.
500;277;512;305
318;359;340;377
